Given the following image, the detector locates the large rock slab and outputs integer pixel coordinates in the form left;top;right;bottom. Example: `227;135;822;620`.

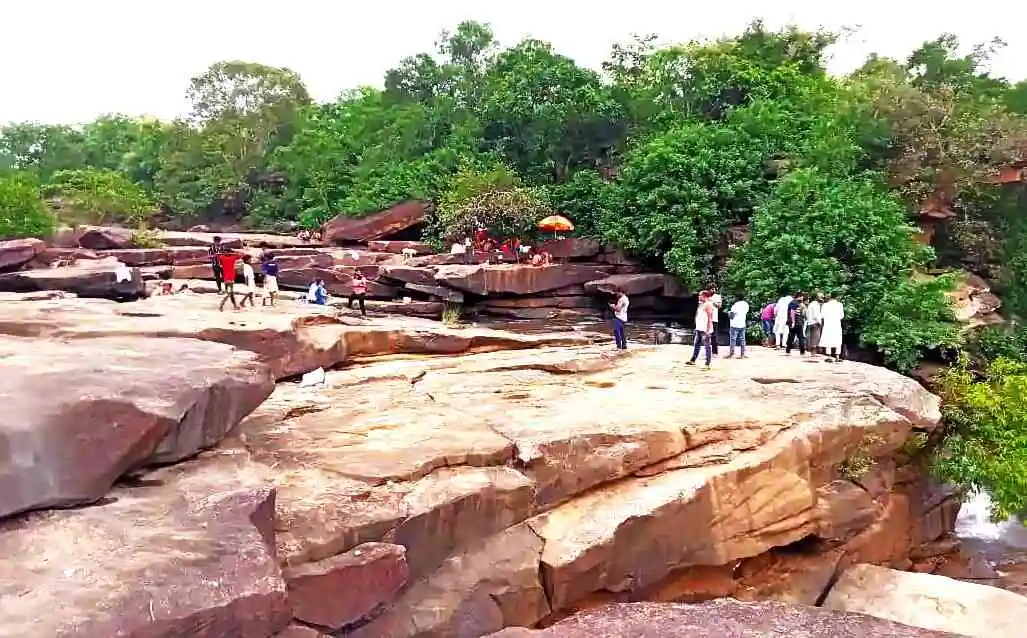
486;600;958;637
0;260;145;299
0;456;291;638
584;273;667;296
0;335;273;519
276;266;396;298
158;230;313;249
75;224;136;249
0;238;45;271
102;246;211;267
435;264;613;296
367;240;433;255
379;264;437;286
823;563;1027;637
537;238;602;260
323;201;427;243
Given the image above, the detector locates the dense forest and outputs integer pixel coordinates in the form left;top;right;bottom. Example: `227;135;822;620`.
5;21;1027;515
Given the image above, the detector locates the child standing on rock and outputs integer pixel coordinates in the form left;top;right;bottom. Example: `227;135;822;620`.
261;255;280;307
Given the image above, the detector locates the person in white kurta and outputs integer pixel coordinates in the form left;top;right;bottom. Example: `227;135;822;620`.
773;294;793;347
820;296;845;360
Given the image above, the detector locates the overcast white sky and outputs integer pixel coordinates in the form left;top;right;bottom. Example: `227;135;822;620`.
4;0;1026;125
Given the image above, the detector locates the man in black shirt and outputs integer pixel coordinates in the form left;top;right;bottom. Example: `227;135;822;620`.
785;292;807;355
209;236;226;293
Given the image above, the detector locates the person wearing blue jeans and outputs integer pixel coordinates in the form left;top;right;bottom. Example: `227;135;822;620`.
609;289;630;350
726;298;750;359
686;291;714;369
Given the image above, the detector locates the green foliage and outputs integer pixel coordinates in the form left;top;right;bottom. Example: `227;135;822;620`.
936;355;1027;520
545;170;618;238
838;433;885;481
729;168;926;325
44;168;155;226
131;227;166;249
0;172;54;239
860;274;963;372
430;164;549;243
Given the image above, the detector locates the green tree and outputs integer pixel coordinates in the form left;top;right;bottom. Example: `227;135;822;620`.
44;168;155;226
429;164;547;243
0;172;54;239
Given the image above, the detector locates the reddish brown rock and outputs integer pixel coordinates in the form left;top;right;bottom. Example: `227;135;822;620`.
367;240;433;255
276;267;396;298
283;543;409;630
537;238;602;260
26;246;100;268
0;457;291;638
75;225;135;249
0;261;145;299
101;247;172;266
372;300;444;318
323;201;427;243
0;238;45;271
0;335;273;519
486;601;958;637
584;273;667;296
405;283;464;303
597;247;641;267
435;264;612;296
158;231;308;249
275;625;329;637
485;296;597;310
379;264;437;286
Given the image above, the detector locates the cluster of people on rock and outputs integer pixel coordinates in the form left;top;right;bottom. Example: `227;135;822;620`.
205;235;367;315
296;229;322;243
608;284;846;370
449;229;553;266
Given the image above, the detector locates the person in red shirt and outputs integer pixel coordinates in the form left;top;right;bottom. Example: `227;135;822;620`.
348;272;368;316
217;251;241;311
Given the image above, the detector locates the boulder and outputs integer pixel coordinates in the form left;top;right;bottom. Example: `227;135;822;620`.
405;283;465;303
0;456;291;638
0;335;274;519
26;247;100;269
435;264;613;296
101;247;172;266
367;240;434;255
283;543;409;630
323;201;427;243
0;260;145;299
823;563;1027;637
945;271;1003;328
0;238;45;271
379;264;438;286
584;273;667;296
276;267;396;298
75;225;135;249
486;600;958;637
537;238;602;260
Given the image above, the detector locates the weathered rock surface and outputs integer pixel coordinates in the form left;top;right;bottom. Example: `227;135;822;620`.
435;263;612;296
0;335;273;518
0;260;145;299
379;264;438;286
486;600;958;637
323;201;427;243
159;230;313;248
25;246;100;269
75;224;136;249
584;273;668;296
368;240;434;255
0;237;45;271
0;456;291;638
536;238;602;260
405;282;465;303
102;246;211;266
823;563;1027;637
283;542;409;630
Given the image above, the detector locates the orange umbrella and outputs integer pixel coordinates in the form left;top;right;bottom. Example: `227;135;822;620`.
538;214;574;233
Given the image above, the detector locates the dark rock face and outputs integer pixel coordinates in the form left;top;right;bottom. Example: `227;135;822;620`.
0;261;146;299
75;225;136;250
0;238;46;271
323;201;427;244
486;601;959;638
435;264;613;296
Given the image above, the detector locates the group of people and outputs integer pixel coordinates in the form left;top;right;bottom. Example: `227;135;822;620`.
207;235;367;315
608;284;846;370
760;292;845;360
450;231;553;266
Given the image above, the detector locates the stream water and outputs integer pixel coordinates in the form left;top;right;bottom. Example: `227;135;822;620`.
955;492;1027;594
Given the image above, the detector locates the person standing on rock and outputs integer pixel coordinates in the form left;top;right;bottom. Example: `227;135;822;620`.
785;292;807;355
217;250;242;311
820;293;845;362
773;292;793;348
261;255;280;307
726;297;749;359
686;291;714;370
806;291;824;355
760;301;776;347
708;284;723;356
237;255;257;308
348;272;368;317
209;236;227;293
609;288;630;350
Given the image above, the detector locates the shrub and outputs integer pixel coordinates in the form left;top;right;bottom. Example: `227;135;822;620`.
0;172;54;239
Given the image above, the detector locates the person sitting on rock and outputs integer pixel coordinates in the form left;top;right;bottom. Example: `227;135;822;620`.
308;279;328;305
348;272;368;316
297;229;312;242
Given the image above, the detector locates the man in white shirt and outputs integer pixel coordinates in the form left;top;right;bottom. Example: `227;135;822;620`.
686;290;715;369
708;285;723;355
609;289;630;350
773;293;793;348
726;297;750;359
